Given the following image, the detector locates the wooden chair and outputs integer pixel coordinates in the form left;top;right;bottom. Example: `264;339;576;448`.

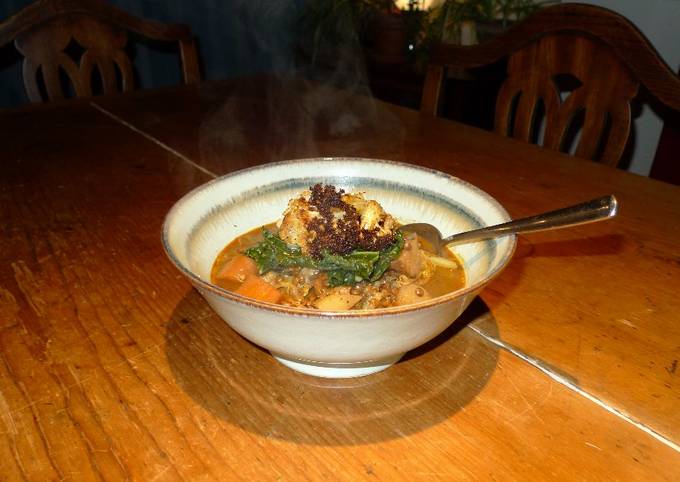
421;4;680;166
0;0;201;103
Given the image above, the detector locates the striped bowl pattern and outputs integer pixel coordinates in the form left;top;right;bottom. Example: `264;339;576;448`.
162;158;516;378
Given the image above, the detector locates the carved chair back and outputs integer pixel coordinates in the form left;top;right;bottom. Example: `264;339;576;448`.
1;0;200;103
421;4;680;166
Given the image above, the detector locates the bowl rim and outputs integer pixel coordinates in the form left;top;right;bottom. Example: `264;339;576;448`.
161;157;517;318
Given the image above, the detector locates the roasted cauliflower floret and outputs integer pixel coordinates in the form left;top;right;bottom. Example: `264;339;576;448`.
278;195;319;254
342;193;397;235
278;184;398;257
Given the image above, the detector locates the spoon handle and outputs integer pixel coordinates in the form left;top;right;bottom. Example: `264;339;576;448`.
442;195;618;245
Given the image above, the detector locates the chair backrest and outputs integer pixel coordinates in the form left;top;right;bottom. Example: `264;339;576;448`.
0;0;201;103
421;4;680;166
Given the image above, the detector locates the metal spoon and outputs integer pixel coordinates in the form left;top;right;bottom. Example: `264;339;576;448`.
399;195;618;255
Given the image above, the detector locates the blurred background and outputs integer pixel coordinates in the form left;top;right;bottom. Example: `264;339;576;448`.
1;0;679;181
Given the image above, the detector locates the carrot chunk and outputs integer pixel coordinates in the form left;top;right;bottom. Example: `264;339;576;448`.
235;275;282;304
215;254;258;283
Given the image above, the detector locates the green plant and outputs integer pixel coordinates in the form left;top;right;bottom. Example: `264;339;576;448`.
297;1;430;65
298;0;396;48
435;0;542;27
296;0;550;72
406;0;552;68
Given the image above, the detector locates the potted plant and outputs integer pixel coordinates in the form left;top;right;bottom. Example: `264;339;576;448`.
423;0;551;46
296;0;426;66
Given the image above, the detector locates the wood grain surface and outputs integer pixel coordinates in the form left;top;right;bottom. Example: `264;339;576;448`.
1;78;679;480
92;77;680;440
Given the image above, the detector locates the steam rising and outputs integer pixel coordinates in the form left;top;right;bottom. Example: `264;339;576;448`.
198;1;406;170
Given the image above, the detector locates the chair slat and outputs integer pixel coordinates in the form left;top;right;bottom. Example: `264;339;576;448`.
422;4;680;167
2;0;201;103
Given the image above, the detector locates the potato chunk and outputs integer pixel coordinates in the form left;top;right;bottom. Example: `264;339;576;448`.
390;233;423;278
396;284;432;306
314;289;362;311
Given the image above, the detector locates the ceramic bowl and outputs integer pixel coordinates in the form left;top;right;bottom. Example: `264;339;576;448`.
162;158;516;378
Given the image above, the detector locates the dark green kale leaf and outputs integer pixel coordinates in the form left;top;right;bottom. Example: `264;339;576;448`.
317;251;380;287
244;229;315;273
244;230;404;287
369;231;404;282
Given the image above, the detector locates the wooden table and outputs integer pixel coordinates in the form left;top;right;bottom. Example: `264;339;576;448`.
1;77;679;480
